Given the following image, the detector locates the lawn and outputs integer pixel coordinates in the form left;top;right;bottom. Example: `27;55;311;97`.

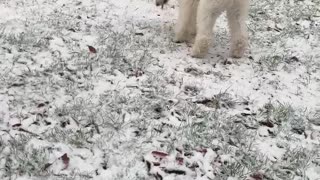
0;0;319;179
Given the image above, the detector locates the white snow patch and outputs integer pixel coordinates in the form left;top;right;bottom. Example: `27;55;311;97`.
0;95;9;126
257;141;286;162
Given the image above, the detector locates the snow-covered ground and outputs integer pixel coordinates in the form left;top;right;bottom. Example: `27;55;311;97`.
0;0;319;179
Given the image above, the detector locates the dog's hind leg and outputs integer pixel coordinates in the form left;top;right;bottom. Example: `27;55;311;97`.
227;0;249;58
192;0;225;58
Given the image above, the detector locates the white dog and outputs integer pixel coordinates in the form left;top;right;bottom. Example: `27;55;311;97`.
156;0;249;58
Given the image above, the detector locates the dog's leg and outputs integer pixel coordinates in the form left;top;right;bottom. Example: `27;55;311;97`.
186;0;199;43
175;0;198;43
192;0;224;58
227;0;249;58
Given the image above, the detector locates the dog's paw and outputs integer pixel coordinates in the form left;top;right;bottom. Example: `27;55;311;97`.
230;39;247;58
191;38;209;58
174;33;188;43
230;48;245;58
191;47;207;58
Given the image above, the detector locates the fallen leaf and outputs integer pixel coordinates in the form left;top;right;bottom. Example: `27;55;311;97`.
175;147;183;154
259;121;274;128
196;148;207;156
43;163;52;171
61;153;70;170
12;123;22;128
250;172;264;180
68;28;76;32
88;45;97;53
164;168;186;175
37;103;46;108
135;32;144;36
152;151;168;158
176;157;183;165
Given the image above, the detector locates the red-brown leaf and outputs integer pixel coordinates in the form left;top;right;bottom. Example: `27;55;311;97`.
37;103;46;108
175;147;183;154
152;151;168;158
61;153;70;170
43;163;52;170
259;121;274;128
196;148;207;156
88;45;97;53
176;157;184;165
12;123;22;127
250;172;264;180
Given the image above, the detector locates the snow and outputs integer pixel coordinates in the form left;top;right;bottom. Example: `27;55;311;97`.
0;0;319;179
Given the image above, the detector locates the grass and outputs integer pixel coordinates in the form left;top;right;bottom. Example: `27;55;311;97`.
0;0;319;179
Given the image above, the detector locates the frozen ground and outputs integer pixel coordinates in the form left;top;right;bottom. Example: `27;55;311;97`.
0;0;320;179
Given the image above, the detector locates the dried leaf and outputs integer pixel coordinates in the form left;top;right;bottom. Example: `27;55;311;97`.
12;123;22;127
88;45;97;53
152;151;168;158
37;103;46;108
68;28;76;32
259;121;274;128
175;147;183;154
135;32;144;36
176;157;183;165
61;153;70;170
164;168;186;175
250;172;264;180
196;148;207;156
43;163;52;171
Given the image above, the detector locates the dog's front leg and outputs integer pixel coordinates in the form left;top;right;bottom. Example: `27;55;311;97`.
227;0;249;58
174;0;198;43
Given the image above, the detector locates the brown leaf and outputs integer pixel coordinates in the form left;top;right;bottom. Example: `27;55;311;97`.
259;121;274;128
68;28;76;32
135;32;144;36
176;157;183;165
196;148;207;156
250;172;264;180
37;103;46;108
135;69;144;77
12;123;22;128
43;163;52;171
154;172;163;180
175;147;183;154
164;168;186;175
88;45;97;53
152;151;168;158
61;153;70;170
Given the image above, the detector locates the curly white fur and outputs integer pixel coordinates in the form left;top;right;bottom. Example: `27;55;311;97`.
157;0;250;58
